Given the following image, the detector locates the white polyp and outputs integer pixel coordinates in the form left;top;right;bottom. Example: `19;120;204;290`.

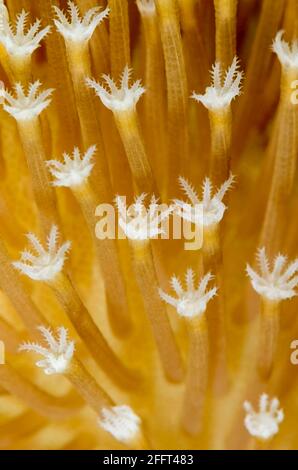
192;56;243;110
159;269;217;318
47;145;96;188
243;394;284;440
0;8;50;58
246;247;298;301
99;405;141;444
0;81;54;121
13;225;71;281
53;1;109;44
174;173;234;228
19;326;75;375
272;30;298;70
86;66;145;112
115;193;172;241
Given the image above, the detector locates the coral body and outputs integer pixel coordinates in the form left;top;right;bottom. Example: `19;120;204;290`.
0;0;297;452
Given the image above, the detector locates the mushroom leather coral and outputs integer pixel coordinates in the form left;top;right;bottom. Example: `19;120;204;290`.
0;0;297;451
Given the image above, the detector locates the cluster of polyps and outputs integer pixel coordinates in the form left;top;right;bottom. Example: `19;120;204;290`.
1;0;297;451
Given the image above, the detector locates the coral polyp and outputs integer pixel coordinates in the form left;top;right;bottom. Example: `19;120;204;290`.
0;0;297;452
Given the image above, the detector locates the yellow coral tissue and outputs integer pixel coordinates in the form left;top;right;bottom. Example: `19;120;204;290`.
0;0;298;456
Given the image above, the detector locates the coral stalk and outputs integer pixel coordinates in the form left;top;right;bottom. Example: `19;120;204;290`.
247;248;298;379
133;241;184;383
47;146;131;336
48;272;139;390
202;226;228;392
260;35;298;250
7;54;31;83
181;314;209;435
234;0;285;155
258;299;279;379
73;179;131;335
0;362;81;419
0;82;59;235
192;58;242;184
54;2;112;196
213;0;238;69
53;3;132;334
159;269;216;433
113;108;156;193
76;0;110;74
178;0;208;90
37;0;79;153
17;117;59;232
136;0;166;191
174;175;234;392
87;68;156;193
208;107;232;185
13;226;138;389
108;0;130;77
20;325;114;414
64;41;105;149
65;357;114;412
115;194;184;382
0;240;44;330
155;0;189;182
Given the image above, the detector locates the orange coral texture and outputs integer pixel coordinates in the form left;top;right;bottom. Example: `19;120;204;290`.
0;0;297;450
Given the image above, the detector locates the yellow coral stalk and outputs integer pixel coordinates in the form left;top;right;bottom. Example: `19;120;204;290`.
116;194;184;383
136;0;167;191
47;145;131;336
0;81;58;235
132;240;183;383
1;0;298;452
53;1;109;150
192;58;243;183
0;239;44;330
13;226;138;390
0;362;81;419
247;248;298;378
159;269;217;434
234;0;285;155
213;0;238;69
87;67;156;193
155;0;189;183
108;0;130;77
260;32;298;251
19;325;114;412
